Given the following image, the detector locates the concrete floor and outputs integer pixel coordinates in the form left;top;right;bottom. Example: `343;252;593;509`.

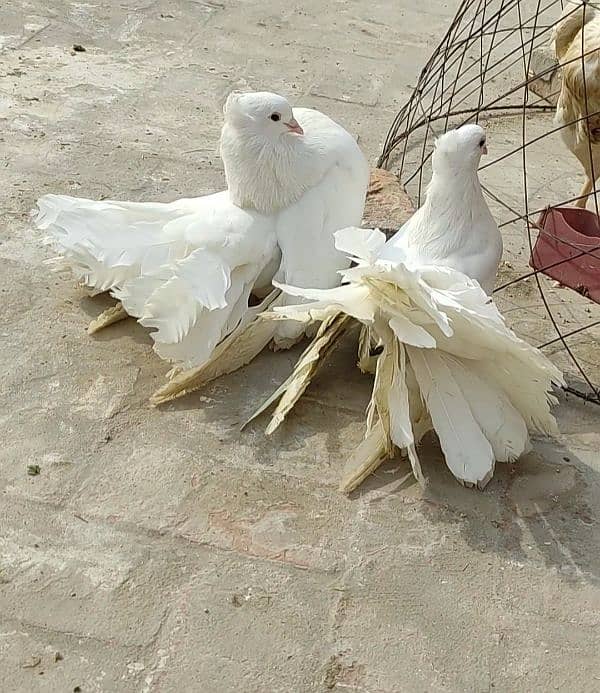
2;1;600;691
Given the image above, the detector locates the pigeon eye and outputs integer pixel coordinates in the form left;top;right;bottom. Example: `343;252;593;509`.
270;113;281;122
479;138;486;147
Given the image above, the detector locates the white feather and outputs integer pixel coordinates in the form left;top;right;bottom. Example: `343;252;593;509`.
272;282;376;323
388;343;425;486
333;226;387;263
388;315;437;349
340;420;389;494
407;347;496;488
443;355;529;462
37;194;195;292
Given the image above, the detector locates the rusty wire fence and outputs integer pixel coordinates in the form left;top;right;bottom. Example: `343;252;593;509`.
378;0;600;404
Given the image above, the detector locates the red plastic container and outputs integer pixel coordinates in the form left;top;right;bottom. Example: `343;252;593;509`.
530;206;600;303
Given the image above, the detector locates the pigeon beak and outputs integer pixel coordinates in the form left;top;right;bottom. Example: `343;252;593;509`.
285;118;304;135
482;144;488;155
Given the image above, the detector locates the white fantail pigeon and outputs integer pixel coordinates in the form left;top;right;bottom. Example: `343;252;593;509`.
247;124;564;491
219;91;370;349
149;94;369;403
36;91;369;372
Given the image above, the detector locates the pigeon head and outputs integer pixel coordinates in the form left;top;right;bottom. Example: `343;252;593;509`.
432;124;487;175
220;90;318;213
223;91;304;139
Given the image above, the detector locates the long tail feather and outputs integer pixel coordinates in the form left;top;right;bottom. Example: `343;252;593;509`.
407;347;496;488
357;324;376;373
242;313;353;432
150;290;282;405
87;302;129;334
447;356;529;463
340;419;389;494
265;313;352;434
388;343;426;486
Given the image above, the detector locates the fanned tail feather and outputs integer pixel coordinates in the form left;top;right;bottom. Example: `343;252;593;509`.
87;302;129;334
340;420;389;494
445;357;529;463
243;312;353;432
150;290;283;405
357;338;427;487
357;324;377;374
407;347;496;488
262;229;563;490
389;344;426;486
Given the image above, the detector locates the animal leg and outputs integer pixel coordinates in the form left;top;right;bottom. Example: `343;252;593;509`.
575;177;593;208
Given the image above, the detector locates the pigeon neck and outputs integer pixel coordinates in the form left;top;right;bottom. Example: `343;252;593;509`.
408;168;483;252
425;168;482;210
220;124;311;214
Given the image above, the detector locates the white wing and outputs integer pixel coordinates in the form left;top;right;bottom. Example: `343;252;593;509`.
150;289;283;406
127;206;277;367
36;193;209;293
36;190;278;369
144;262;267;368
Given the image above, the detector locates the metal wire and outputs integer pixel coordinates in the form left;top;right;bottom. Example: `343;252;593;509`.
378;0;600;404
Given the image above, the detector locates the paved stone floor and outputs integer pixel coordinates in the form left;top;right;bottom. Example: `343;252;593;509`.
1;1;600;691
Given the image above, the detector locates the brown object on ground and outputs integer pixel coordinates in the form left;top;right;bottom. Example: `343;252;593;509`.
363;168;414;237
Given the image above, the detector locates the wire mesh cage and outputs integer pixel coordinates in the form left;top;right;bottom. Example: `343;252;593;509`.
377;0;600;404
